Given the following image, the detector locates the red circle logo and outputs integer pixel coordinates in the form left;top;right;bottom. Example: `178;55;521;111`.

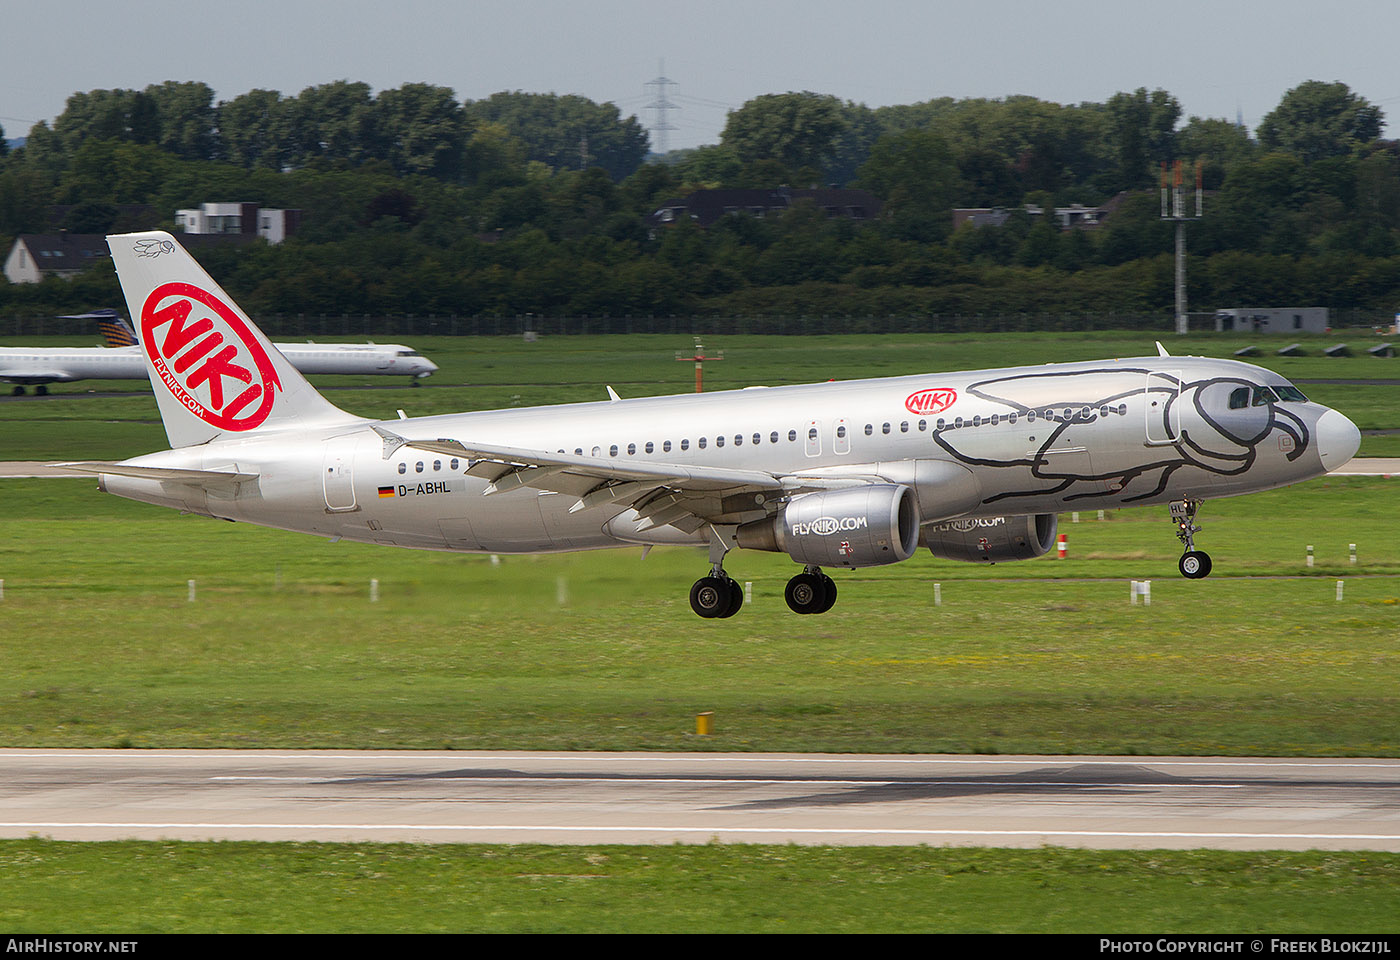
905;387;957;415
140;282;281;431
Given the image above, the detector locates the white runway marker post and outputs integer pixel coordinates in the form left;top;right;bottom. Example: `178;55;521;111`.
370;579;379;603
187;579;196;602
1336;580;1345;602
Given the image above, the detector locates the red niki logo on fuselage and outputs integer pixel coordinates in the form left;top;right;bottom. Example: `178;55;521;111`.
904;387;957;416
140;282;281;431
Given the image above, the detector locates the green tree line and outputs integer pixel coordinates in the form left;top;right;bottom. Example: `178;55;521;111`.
3;79;1400;324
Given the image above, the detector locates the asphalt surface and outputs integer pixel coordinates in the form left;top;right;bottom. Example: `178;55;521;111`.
1;750;1397;849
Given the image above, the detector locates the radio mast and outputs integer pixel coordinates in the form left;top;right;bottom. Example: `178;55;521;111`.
1161;160;1204;336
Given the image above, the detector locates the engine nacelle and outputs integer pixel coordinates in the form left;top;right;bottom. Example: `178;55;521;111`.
922;513;1058;563
737;484;920;568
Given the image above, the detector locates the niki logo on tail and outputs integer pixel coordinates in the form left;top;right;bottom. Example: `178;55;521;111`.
140;281;282;431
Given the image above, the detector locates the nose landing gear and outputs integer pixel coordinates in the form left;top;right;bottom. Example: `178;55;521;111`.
1170;499;1212;579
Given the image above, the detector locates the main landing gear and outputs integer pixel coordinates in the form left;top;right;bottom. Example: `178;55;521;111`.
1169;499;1212;579
690;574;744;619
690;525;743;619
687;526;841;618
785;566;837;615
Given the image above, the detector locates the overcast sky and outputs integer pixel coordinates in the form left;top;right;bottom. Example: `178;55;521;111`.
4;0;1400;150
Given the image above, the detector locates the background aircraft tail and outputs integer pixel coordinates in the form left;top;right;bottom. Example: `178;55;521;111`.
107;230;362;448
98;314;138;347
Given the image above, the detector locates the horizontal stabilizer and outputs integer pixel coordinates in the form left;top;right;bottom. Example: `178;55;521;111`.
57;461;259;483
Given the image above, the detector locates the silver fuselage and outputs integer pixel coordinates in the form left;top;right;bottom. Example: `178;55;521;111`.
100;354;1358;555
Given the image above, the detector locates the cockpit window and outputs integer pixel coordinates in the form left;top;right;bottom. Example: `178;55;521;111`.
1229;387;1249;410
1251;385;1279;407
1275;385;1308;402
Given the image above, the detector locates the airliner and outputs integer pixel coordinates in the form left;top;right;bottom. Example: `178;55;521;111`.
1;309;437;395
64;231;1361;618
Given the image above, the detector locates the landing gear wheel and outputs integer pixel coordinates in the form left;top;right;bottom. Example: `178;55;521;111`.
11;386;25;396
722;576;744;621
691;576;743;618
1179;550;1212;579
35;385;47;396
785;572;831;615
690;576;731;618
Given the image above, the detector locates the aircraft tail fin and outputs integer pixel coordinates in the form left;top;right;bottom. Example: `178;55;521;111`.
98;314;138;347
106;231;363;448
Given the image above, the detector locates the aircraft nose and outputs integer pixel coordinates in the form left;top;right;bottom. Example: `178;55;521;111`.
1315;408;1361;472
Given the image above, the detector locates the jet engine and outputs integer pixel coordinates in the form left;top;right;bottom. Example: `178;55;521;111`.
737;483;920;568
922;513;1057;563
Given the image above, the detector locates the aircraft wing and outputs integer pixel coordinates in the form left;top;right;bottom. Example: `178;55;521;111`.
0;367;72;385
374;426;849;533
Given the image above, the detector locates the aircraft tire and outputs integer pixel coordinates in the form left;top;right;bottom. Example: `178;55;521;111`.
814;574;837;613
785;572;829;614
690;576;732;618
719;577;744;618
1179;550;1212;579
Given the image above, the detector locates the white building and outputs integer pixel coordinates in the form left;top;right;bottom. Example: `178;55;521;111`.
3;234;109;284
174;202;301;244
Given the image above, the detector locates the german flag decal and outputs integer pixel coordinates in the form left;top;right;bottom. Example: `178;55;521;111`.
378;486;396;498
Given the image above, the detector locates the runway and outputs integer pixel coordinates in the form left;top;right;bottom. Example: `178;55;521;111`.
2;750;1398;849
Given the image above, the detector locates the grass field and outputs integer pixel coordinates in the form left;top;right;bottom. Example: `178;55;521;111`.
2;475;1397;754
2;330;1398;931
1;840;1396;933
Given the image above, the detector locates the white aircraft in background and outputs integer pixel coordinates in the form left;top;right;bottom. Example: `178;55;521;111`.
66;231;1360;618
1;309;437;395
